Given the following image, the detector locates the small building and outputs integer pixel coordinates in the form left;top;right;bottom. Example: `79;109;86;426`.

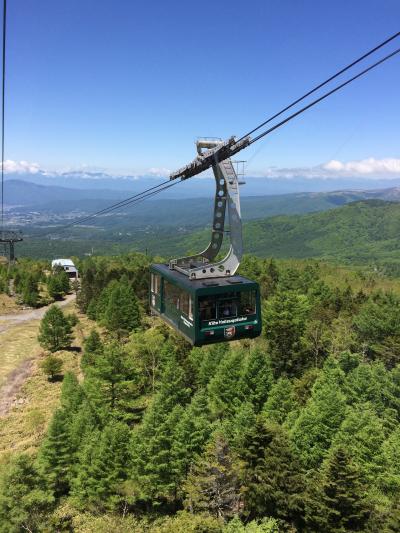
51;258;79;279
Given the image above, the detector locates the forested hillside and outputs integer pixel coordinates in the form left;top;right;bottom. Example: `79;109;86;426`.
179;200;400;275
17;200;400;275
1;253;400;531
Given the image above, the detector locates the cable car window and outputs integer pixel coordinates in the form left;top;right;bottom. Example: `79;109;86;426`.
188;295;193;320
240;290;256;315
151;274;160;295
181;291;191;316
199;297;217;321
218;299;238;318
164;281;180;309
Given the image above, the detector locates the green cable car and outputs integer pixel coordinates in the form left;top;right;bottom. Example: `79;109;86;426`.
150;264;261;346
150;138;262;346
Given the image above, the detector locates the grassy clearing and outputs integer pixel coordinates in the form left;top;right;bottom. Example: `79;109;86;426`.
0;319;43;389
0;304;95;463
0;299;75;388
0;293;21;314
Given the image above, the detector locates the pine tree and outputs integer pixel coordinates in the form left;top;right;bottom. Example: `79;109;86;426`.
130;403;184;504
184;434;241;520
172;390;212;482
71;421;130;509
47;270;70;300
60;372;84;413
262;377;295;424
40;355;63;381
38;305;73;352
263;289;310;377
81;329;103;369
130;358;191;504
190;343;229;387
240;347;273;413
36;408;74;497
239;417;305;527
226;401;257;452
208;349;245;419
332;403;386;481
305;447;370;532
22;273;40;307
381;426;400;494
102;280;141;337
291;360;346;468
0;454;53;533
86;341;137;415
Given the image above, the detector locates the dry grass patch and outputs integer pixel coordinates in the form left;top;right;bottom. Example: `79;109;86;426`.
0;349;80;462
0;304;96;463
0;293;20;315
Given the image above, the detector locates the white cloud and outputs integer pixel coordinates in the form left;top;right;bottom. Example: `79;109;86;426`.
3;159;41;174
147;167;171;177
322;158;400;176
4;156;400;182
253;157;400;180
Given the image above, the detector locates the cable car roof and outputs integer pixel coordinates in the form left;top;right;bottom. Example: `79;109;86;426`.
151;263;258;293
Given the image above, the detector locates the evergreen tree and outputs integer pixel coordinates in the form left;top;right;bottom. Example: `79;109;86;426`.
345;361;400;419
332;403;386;481
263;289;310;377
172;390;212;482
81;328;104;369
381;426;400;494
184;434;241;520
68;398;101;452
226;401;257;453
262;377;295;424
71;421;130;509
37;408;74;497
38;305;73;352
305;447;370;532
60;372;84;413
240;347;273;413
22;273;40;307
47;269;70;300
40;355;63;381
0;454;53;533
291;359;346;468
130;403;184;504
130;358;191;504
239;417;305;527
190;342;228;387
102;280;141;337
208;349;245;419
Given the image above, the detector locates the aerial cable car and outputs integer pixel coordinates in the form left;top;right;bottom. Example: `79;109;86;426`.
150;138;262;346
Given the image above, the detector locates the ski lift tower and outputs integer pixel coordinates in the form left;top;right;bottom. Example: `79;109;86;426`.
0;230;23;263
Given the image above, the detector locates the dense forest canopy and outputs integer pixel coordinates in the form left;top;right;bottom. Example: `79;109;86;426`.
1;252;400;531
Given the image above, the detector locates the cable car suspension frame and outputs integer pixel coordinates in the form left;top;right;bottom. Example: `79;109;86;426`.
169;137;251;280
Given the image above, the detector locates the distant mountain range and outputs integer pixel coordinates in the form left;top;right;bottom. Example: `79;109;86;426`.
6;178;400;230
5;171;400;198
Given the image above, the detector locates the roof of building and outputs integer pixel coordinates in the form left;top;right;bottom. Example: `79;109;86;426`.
51;258;76;268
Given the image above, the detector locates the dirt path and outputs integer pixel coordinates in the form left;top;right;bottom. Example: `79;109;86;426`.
0;293;76;334
0;358;34;416
0;293;76;418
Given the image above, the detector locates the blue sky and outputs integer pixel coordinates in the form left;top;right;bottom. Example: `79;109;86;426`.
4;0;400;179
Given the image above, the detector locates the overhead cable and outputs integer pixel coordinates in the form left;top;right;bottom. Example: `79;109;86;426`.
237;30;400;143
250;45;400;144
1;0;6;229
